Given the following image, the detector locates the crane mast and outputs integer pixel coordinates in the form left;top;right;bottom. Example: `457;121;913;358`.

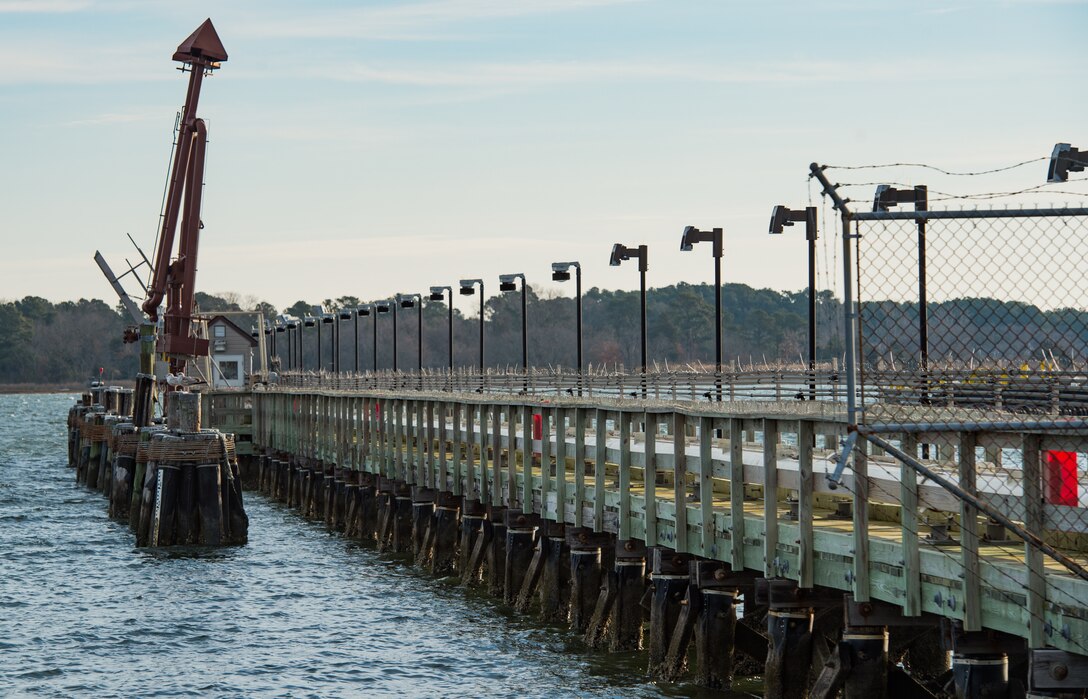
143;19;228;375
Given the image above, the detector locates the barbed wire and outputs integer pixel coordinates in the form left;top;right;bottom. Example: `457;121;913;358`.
824;158;1047;177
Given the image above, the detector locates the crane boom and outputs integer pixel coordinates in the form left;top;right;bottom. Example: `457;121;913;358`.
142;19;227;372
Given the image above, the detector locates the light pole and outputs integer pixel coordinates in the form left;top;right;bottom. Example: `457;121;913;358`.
552;261;582;390
358;304;376;373
398;293;423;373
609;243;648;397
873;185;928;374
459;279;485;373
303;315;316;371
769;207;817;399
429;286;454;372
285;316;299;370
680;226;724;400
498;273;528;371
321;310;334;372
338;308;353;373
376;301;397;372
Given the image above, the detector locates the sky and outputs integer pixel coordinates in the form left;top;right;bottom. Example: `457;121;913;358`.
1;0;1087;315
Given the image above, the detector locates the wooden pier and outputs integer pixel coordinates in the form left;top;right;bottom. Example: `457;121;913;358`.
201;382;1088;698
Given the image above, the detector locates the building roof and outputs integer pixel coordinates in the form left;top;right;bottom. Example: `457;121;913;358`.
207;315;258;347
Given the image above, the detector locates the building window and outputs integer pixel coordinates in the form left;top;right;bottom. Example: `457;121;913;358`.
218;360;239;381
213;324;226;338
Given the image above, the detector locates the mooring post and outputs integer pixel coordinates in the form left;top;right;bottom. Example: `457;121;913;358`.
567;527;610;633
609;538;647;652
431;491;461;576
763;578;815;699
459;497;487;583
648;549;695;678
538;522;570;623
951;628;1011;699
486;505;508;598
504;509;541;605
412;486;436;564
692;561;742;690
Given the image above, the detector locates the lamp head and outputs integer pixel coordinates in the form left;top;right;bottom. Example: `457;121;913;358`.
321;313;333;324
498;273;523;292
396;293;418;308
286;318;298;329
303;316;316;327
459;278;481;296
429;285;448;301
551;261;578;282
375;302;391;314
769;205;793;234
1048;143;1084;183
275;325;286;333
680;225;698;251
250;328;259;338
339;309;353;320
609;243;629;267
357;304;372;317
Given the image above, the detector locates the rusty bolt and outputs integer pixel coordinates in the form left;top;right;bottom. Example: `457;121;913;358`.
859;602;873;617
1051;664;1069;681
624;541;635;551
672;556;684;567
578;532;588;543
516;515;526;526
714;568;727;581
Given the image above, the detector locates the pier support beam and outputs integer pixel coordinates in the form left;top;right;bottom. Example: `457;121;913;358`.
567;528;610;634
692;562;747;690
609;539;647;652
392;482;414;553
504;510;541;605
431;491;460;576
538;523;570;623
952;631;1010;699
459;499;487;583
412;487;436;566
763;579;815;699
648;549;694;678
486;506;508;598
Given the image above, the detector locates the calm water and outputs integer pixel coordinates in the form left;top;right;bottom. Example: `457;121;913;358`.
0;393;756;698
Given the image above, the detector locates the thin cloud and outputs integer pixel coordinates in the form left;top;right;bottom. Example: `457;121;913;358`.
65;111;160;126
242;0;643;40
0;0;89;12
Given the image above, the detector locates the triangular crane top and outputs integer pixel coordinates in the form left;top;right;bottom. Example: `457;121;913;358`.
172;18;228;63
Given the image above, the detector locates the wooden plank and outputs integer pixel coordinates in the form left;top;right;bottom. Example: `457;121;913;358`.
479;404;490;503
404;400;415;484
452;402;462;496
959;432;982;631
491;400;498;503
853;438;870;602
540;409;551;519
798;419;814;588
437;402;447;490
729;418;745;569
504;405;516;508
644;413;658;547
763;418;779;577
425;401;434;486
700;416;713;559
554;407;567;523
522;405;532;510
1023;433;1045;648
673;413;688;554
594;410;607;532
619;410;631;540
900;432;921;616
574;408;586;528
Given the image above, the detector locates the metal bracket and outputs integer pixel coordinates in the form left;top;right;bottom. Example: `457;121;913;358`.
827;431;858;489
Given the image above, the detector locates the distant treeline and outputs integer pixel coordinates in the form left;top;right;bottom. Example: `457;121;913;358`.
2;285;1083;384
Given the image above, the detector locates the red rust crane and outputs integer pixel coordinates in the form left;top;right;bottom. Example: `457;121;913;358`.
143;19;228;375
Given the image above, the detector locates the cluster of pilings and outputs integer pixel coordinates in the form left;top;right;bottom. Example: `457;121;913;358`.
252;451;977;697
67;386;248;547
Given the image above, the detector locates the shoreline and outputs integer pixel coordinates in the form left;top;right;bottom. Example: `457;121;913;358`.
0;381;135;395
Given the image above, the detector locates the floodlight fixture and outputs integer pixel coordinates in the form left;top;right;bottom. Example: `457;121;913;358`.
304;316;316;327
1048;143;1086;183
679;225;723;257
609;243;648;272
873;184;927;213
339;309;353;321
768;205;819;397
